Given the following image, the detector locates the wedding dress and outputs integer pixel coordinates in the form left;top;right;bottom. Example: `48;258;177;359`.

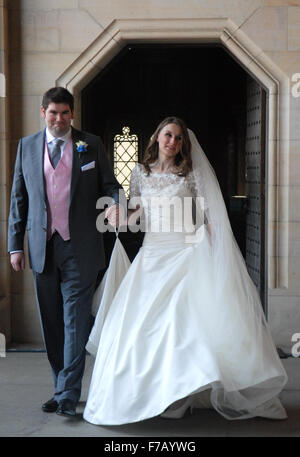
83;137;287;426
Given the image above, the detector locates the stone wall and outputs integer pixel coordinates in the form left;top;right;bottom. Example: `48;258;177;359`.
2;0;300;349
0;0;11;343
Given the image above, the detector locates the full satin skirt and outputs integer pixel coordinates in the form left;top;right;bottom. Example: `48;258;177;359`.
83;230;287;425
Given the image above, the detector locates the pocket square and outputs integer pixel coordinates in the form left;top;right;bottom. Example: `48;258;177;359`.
81;161;95;171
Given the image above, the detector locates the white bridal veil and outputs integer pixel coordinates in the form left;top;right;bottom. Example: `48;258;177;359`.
188;129;287;419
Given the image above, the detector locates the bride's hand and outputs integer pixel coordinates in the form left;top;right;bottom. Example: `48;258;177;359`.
105;204;126;228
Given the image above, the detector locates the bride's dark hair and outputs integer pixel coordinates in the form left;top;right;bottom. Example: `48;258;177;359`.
143;116;192;177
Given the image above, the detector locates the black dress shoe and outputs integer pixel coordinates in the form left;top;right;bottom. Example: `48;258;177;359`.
42;397;58;413
56;399;76;417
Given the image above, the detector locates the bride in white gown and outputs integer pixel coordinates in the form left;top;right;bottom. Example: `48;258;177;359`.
83;117;287;426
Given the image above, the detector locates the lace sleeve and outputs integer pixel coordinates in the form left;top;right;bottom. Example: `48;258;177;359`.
186;170;209;226
185;171;197;198
129;164;142;199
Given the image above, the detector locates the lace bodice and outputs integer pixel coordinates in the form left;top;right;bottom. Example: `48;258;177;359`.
129;163;198;233
129;163;197;199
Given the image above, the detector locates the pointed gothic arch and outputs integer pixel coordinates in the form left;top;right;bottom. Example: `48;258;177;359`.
57;18;290;290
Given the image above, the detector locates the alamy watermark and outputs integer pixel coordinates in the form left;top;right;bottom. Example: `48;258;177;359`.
0;332;6;357
291;73;300;98
291;333;300;358
96;193;206;243
0;73;5;98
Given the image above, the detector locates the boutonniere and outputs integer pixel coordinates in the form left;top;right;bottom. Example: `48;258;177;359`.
76;140;88;159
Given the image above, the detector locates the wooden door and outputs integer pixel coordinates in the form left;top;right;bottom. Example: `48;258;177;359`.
245;76;266;308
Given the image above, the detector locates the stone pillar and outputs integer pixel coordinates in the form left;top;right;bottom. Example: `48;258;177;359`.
0;0;11;343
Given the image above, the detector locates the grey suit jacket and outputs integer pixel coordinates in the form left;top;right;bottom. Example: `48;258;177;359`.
8;127;123;281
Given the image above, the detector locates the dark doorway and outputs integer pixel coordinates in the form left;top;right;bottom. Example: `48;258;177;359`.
81;44;266;307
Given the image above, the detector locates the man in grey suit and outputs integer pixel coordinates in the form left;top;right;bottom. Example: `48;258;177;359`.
8;87;124;417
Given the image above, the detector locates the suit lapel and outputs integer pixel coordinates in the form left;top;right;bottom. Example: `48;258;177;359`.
70;127;83;204
32;130;46;202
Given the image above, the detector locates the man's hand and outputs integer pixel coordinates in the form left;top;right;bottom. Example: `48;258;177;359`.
10;252;25;271
105;204;126;228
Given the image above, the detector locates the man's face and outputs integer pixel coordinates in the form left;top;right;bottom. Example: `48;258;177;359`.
41;102;74;137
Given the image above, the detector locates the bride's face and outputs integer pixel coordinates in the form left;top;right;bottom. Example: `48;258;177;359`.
157;123;183;160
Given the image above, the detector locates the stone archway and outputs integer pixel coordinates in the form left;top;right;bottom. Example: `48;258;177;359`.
57;18;290;291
